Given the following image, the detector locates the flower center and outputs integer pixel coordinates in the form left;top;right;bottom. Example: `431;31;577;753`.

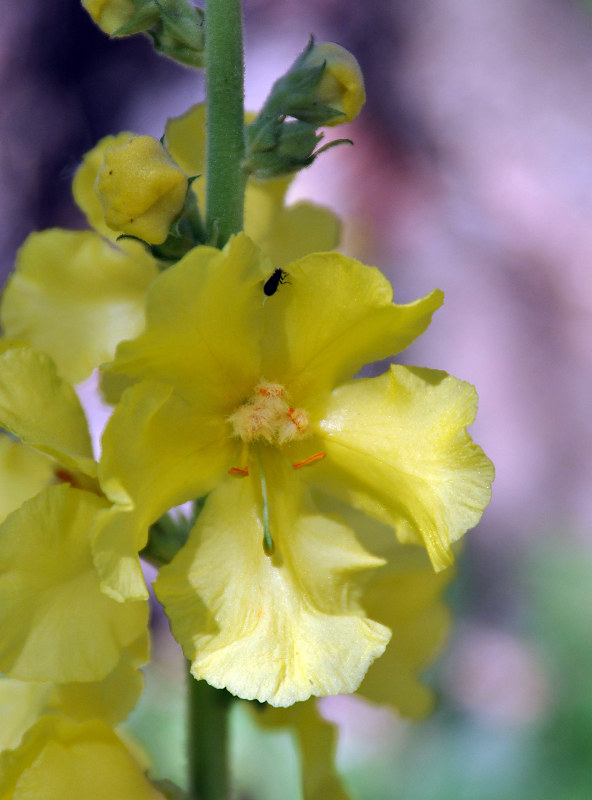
228;381;310;445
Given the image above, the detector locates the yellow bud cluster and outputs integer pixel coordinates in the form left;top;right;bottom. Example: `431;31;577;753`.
95;135;188;245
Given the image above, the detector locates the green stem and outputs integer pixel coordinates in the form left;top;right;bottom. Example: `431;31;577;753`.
205;0;245;246
187;670;232;800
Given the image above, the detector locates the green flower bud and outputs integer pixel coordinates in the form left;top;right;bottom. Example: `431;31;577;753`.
95;136;188;245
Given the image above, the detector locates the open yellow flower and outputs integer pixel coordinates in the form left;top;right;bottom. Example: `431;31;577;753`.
97;233;492;705
0;344;149;684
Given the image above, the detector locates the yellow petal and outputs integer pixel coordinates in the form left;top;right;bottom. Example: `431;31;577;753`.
313;366;494;570
246;190;341;268
0;717;166;800
0;635;147;753
0;680;51;753
0;485;148;682
256;701;352;800
72;131;134;239
262;252;443;405
1;229;158;384
164;103;207;183
0;346;96;478
50;633;149;727
95;380;236;601
0;437;54;525
154;454;390;707
359;550;452;717
105;234;268;411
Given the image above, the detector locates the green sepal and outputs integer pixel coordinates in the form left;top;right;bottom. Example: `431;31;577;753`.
112;0;161;36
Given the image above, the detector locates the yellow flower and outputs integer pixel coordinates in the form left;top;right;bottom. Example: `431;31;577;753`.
97;233;492;705
0;344;149;684
0;716;167;800
0;108;339;386
306;42;366;125
95;135;189;245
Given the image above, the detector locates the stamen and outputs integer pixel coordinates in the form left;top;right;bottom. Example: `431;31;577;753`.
292;451;326;470
228;466;249;477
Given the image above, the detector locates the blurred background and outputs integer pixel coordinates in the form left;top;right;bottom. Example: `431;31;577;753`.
2;0;592;797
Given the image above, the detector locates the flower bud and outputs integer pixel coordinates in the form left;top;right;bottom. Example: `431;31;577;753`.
95;136;188;245
306;42;366;125
81;0;159;36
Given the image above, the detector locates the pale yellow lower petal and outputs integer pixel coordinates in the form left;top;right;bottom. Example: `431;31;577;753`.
262;252;443;406
0;485;148;682
0;437;54;525
0;346;96;478
72;131;134;239
1;229;158;384
155;455;390;707
0;717;166;800
313;366;494;570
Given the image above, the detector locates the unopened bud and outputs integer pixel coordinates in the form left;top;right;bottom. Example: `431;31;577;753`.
95;136;188;245
305;43;365;126
81;0;159;36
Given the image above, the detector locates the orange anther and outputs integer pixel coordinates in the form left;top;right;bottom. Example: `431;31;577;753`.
292;451;326;470
229;466;250;477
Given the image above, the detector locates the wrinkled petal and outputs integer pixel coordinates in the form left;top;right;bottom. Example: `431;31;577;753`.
256;701;352;800
0;717;166;800
154;454;389;707
1;229;158;384
262;252;443;406
72;131;134;240
95;380;237;600
0;436;54;525
312;366;494;570
0;345;96;478
0;485;148;682
105;234;268;410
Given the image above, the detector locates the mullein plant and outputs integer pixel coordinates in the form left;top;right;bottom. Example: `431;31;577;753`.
0;1;494;797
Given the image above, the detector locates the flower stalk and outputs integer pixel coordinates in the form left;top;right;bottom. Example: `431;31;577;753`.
205;0;245;246
187;671;233;800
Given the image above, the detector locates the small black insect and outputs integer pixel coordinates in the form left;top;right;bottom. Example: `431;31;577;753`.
263;268;290;296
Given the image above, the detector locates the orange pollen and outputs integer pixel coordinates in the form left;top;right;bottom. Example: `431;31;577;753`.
292;451;326;470
228;466;250;477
